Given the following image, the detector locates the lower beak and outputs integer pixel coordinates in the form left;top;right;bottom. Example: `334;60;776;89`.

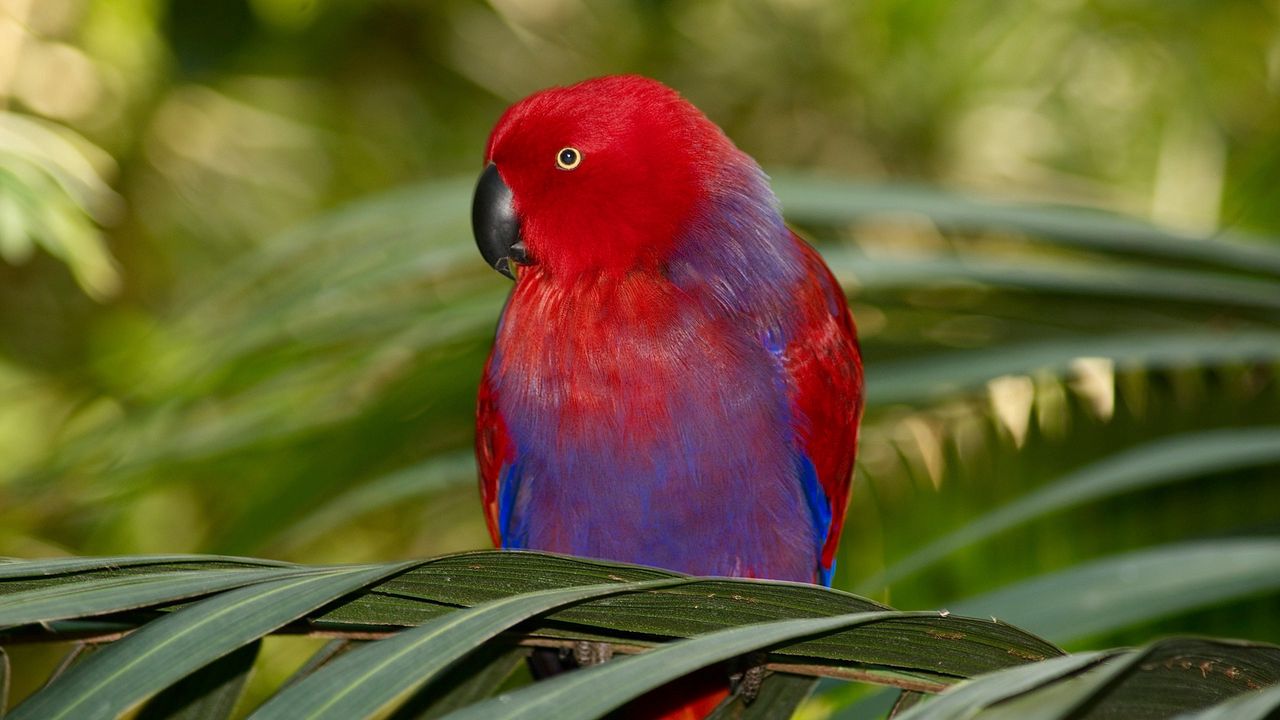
472;163;528;280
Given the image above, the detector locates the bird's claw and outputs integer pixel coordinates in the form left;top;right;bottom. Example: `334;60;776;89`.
729;651;769;704
573;640;614;667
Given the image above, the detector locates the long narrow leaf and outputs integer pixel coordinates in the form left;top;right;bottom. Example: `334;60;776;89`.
40;644;95;689
136;640;261;720
441;610;935;720
0;555;295;581
772;177;1280;276
824;253;1280;311
250;579;692;720
924;638;1280;720
888;690;924;717
387;645;527;720
866;332;1280;406
270;452;475;553
949;539;1280;643
174;179;472;316
6;618;140;642
10;563;414;720
1176;682;1280;720
860;427;1280;592
1068;638;1280;719
893;652;1119;720
0;568;305;627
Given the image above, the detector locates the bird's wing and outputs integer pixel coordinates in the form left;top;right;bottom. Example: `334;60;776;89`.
476;360;517;547
782;233;864;583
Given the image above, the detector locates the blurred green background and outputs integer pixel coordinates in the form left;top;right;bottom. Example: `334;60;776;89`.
2;0;1280;714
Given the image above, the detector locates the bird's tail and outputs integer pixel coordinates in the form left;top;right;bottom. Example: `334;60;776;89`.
529;649;729;719
618;668;729;719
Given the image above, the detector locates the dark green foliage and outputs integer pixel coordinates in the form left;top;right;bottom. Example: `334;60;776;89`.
707;673;819;720
0;552;1276;719
136;640;260;720
388;644;527;720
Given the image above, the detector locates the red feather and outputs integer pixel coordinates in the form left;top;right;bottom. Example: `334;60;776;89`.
782;233;863;573
476;355;513;547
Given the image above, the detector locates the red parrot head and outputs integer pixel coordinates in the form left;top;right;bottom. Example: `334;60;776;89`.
473;75;739;279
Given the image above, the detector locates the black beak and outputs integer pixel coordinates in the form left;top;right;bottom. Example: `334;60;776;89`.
472;163;527;280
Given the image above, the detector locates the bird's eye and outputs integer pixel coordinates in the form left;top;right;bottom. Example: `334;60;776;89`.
555;147;582;170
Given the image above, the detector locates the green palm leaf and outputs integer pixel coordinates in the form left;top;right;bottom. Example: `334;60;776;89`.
861;428;1280;592
9;563;414;720
251;579;690;720
950;539;1280;644
441;610;918;720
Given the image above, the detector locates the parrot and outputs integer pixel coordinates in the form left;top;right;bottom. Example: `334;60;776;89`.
471;75;863;719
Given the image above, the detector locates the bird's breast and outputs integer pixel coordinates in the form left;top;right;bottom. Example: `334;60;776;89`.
486;271;819;581
492;272;766;454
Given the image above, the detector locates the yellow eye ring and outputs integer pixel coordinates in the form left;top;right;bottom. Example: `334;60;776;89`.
555;147;582;170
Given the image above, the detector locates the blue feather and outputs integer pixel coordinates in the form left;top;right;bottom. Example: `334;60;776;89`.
498;460;526;548
796;454;834;585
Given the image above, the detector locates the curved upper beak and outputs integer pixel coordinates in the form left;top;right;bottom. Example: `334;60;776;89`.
471;163;528;280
